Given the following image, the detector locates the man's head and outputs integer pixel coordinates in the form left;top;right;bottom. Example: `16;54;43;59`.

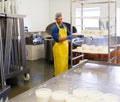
55;12;63;26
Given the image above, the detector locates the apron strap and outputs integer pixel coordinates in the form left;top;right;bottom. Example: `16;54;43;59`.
56;23;65;29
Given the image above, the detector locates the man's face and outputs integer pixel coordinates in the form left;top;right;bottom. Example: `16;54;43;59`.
56;16;62;25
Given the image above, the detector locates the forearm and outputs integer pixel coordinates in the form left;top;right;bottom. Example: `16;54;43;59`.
73;34;78;38
58;34;77;42
58;37;67;42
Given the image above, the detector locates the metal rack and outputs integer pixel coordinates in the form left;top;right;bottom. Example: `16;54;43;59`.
3;14;30;81
70;37;84;67
0;13;10;102
0;11;30;102
70;0;117;67
0;13;30;81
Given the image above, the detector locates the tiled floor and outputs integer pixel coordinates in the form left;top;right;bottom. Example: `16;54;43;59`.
7;59;54;99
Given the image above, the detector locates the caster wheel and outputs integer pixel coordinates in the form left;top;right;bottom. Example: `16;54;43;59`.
24;73;30;81
5;97;8;102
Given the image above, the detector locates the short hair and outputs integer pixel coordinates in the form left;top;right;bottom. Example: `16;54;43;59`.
55;12;62;19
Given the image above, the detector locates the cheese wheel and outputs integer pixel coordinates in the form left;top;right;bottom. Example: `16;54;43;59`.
87;91;103;101
81;44;89;51
77;47;82;51
65;95;80;102
35;88;52;102
51;90;68;102
103;94;120;102
73;89;88;98
89;45;96;52
97;46;103;51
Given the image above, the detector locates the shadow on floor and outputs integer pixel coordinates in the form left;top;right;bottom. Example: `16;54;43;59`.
7;59;54;99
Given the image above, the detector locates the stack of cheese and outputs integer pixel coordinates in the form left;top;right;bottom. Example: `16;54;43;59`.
80;30;108;35
35;89;69;102
72;88;119;102
35;88;119;102
35;88;52;102
65;95;80;102
51;90;68;102
76;44;108;53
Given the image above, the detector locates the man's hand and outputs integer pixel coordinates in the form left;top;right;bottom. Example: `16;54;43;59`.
66;35;73;40
78;35;84;38
72;34;84;38
73;35;78;38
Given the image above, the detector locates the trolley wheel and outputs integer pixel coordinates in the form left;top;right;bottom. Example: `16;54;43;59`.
24;73;30;81
5;97;8;102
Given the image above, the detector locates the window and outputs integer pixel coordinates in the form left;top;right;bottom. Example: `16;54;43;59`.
75;7;100;32
117;8;120;36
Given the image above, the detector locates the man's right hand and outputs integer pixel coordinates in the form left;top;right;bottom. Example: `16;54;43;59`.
66;35;73;40
78;35;84;38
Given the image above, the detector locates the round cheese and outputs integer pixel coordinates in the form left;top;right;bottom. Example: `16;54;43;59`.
35;88;52;102
51;90;68;102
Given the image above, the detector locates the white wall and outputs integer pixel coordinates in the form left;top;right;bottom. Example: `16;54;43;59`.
49;0;70;24
17;0;49;32
16;0;120;32
17;0;71;31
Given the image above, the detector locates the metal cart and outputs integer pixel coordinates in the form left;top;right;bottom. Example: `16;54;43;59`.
1;13;30;81
70;0;118;66
0;13;10;102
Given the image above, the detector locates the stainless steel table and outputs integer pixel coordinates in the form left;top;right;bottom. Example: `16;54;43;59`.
9;60;120;102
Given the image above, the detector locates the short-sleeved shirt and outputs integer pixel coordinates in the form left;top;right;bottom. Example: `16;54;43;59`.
52;23;71;42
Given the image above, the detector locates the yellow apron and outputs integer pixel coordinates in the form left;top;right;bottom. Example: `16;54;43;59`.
53;23;68;76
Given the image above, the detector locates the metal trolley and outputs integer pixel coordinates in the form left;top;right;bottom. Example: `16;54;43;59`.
0;13;31;100
0;13;30;82
0;13;10;102
3;14;30;81
70;0;118;67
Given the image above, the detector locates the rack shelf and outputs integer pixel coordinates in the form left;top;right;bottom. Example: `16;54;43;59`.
72;0;116;5
72;54;84;60
0;12;30;100
72;48;114;54
72;16;115;19
70;0;117;66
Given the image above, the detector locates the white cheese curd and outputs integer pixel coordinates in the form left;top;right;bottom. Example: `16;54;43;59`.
81;44;89;51
102;93;120;102
35;88;52;102
102;46;108;53
87;91;103;101
89;45;96;52
77;47;82;52
97;46;103;52
84;99;97;102
73;88;89;98
51;90;68;102
65;95;81;102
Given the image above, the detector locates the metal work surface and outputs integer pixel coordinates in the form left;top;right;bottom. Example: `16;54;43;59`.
9;60;120;102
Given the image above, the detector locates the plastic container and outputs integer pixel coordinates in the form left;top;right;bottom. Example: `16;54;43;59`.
73;88;89;98
35;88;52;102
87;91;103;101
65;95;80;102
51;90;68;102
102;93;120;102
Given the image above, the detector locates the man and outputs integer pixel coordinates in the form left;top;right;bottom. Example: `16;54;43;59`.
51;12;75;76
